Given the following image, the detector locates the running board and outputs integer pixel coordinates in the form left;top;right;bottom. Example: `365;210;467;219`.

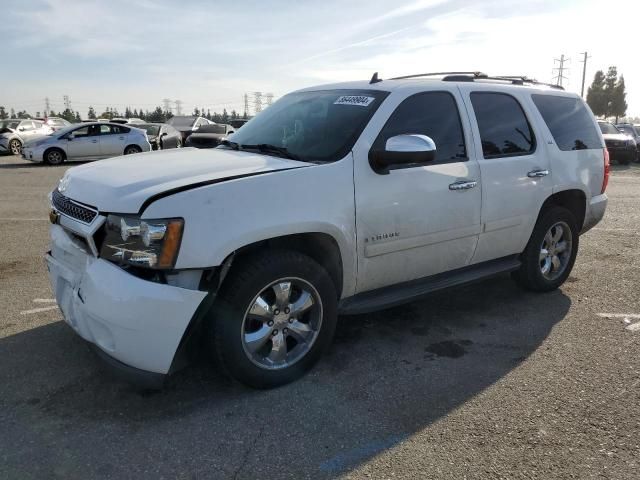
338;255;521;315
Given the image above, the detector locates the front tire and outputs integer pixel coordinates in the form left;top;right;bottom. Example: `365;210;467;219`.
44;148;65;165
210;250;337;388
512;206;579;292
9;139;22;155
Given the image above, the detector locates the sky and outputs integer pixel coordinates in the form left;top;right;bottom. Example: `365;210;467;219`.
3;0;640;117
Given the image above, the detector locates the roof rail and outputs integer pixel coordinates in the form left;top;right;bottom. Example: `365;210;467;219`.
388;71;564;90
390;71;488;80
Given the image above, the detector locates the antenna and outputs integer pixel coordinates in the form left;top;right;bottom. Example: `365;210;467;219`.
370;72;382;84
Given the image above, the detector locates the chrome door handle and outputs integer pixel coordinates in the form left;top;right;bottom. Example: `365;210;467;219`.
119;136;125;140
449;180;478;191
527;169;549;178
91;139;98;143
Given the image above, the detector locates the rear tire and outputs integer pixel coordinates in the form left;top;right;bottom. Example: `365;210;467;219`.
124;145;142;155
512;206;579;292
209;250;337;389
44;148;65;165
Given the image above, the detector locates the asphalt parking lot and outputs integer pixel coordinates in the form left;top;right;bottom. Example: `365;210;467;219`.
1;153;639;479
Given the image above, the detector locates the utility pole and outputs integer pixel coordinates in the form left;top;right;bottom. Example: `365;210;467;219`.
579;51;591;98
174;99;182;116
63;95;71;111
162;98;172;114
44;97;50;117
265;93;274;107
552;54;569;87
243;93;249;118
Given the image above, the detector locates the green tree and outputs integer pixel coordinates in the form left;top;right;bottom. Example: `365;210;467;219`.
87;106;97;119
611;75;627;123
147;106;165;123
74;111;82;123
586;70;606;117
10;108;15;118
0;106;7;119
603;66;618;118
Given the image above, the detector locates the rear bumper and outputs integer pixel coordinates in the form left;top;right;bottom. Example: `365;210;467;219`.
581;193;608;234
46;224;207;377
608;147;636;163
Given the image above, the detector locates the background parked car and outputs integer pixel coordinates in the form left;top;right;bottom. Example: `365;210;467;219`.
228;119;249;129
0;118;52;155
598;120;636;165
137;123;182;150
167;116;212;142
111;117;146;125
615;123;640;162
184;123;235;148
21;122;151;165
34;117;71;132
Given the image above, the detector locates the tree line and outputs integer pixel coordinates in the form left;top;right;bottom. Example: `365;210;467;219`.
0;105;248;124
586;66;627;122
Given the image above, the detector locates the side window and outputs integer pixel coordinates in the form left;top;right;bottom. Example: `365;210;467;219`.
373;91;467;163
73;126;90;137
531;94;601;151
32;121;43;129
20;121;35;131
100;125;113;135
470;92;535;158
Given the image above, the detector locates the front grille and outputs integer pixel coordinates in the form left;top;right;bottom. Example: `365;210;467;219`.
51;190;98;224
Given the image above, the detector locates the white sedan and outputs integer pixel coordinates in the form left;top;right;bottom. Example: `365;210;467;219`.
22;122;151;165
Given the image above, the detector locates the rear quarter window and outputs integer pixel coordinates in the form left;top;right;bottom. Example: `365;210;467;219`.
531;94;602;151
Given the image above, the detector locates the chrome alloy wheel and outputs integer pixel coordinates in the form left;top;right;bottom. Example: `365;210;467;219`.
539;221;572;280
47;150;63;164
241;278;323;370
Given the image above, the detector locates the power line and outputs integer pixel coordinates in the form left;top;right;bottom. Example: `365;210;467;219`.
63;95;71;111
174;99;183;116
162;98;172;114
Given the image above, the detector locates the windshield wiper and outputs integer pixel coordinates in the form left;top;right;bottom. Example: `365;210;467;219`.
219;139;240;150
240;143;300;161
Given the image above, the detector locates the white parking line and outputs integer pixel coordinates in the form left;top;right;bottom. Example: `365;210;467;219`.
598;313;640;332
33;299;57;303
20;306;58;315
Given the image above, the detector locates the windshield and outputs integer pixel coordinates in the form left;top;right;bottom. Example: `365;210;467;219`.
599;122;620;135
0;120;20;131
167;116;196;128
139;124;160;136
227;89;389;162
199;124;227;134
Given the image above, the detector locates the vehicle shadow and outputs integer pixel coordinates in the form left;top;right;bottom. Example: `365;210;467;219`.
0;161;90;169
0;276;570;479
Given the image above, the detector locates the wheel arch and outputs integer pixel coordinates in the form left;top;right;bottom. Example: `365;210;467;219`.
538;189;587;231
123;144;142;154
221;232;344;300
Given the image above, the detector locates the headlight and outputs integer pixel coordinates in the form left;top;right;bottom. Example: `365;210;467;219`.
99;214;184;269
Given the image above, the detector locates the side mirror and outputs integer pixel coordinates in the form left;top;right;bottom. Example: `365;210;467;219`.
369;134;436;174
160;132;168;137
18;127;25;132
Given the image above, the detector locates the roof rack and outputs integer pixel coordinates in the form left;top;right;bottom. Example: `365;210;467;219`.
386;71;564;90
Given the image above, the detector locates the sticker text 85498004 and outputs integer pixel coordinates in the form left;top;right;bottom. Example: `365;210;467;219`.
334;96;375;107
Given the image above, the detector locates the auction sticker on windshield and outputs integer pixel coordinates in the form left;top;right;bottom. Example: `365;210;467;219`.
334;95;375;107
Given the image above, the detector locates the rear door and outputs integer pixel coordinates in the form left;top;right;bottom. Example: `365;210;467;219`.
459;85;552;264
353;89;482;293
99;124;128;156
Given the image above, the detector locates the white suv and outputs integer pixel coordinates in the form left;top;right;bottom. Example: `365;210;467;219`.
46;72;608;388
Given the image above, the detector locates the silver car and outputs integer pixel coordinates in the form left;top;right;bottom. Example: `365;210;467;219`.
0;119;53;155
21;122;151;165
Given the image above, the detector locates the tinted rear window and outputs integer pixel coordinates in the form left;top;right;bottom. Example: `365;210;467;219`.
532;95;602;150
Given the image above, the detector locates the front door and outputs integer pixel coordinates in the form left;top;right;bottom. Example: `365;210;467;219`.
66;124;101;159
353;90;482;293
458;86;552;264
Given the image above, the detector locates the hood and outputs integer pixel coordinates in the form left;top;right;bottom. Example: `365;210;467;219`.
23;134;52;146
59;147;309;214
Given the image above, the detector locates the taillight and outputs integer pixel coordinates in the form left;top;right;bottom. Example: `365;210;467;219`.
601;148;610;194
